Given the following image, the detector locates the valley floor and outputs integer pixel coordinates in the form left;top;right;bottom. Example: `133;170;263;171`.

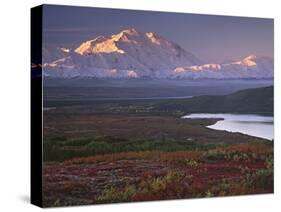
42;107;273;207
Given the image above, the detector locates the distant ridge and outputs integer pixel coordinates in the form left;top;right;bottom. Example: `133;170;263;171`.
154;86;273;115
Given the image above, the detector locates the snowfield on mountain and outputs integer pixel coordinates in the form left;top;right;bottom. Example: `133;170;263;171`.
42;28;273;79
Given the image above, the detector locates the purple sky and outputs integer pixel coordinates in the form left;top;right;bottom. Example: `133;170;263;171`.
43;4;274;63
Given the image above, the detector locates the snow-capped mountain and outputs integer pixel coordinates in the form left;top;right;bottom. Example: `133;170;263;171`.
43;28;201;78
172;54;273;79
42;28;273;79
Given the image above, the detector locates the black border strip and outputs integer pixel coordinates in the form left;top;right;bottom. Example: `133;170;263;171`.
31;5;43;208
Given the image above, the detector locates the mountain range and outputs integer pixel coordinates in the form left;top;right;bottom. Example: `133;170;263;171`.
42;28;273;79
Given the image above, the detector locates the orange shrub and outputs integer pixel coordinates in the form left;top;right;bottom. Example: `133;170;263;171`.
64;150;204;165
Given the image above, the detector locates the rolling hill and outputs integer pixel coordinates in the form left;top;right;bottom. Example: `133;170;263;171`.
154;86;273;114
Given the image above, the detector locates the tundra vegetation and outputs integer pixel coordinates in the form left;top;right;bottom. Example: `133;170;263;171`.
43;86;273;207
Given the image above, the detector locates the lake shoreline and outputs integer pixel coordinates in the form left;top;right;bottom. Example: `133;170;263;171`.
183;113;274;140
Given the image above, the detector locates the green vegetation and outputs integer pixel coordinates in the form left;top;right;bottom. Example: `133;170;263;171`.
43;136;221;162
42;86;274;207
43;136;273;207
44;86;273;116
96;171;184;203
152;86;273;115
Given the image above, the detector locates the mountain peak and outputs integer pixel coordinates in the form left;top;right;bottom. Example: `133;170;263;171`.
74;28;192;57
43;29;272;79
243;54;257;61
111;28;140;42
231;54;258;67
60;47;71;53
120;28;139;35
145;32;162;45
74;34;125;55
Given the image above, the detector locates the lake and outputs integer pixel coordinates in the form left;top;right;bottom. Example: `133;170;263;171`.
183;113;274;140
